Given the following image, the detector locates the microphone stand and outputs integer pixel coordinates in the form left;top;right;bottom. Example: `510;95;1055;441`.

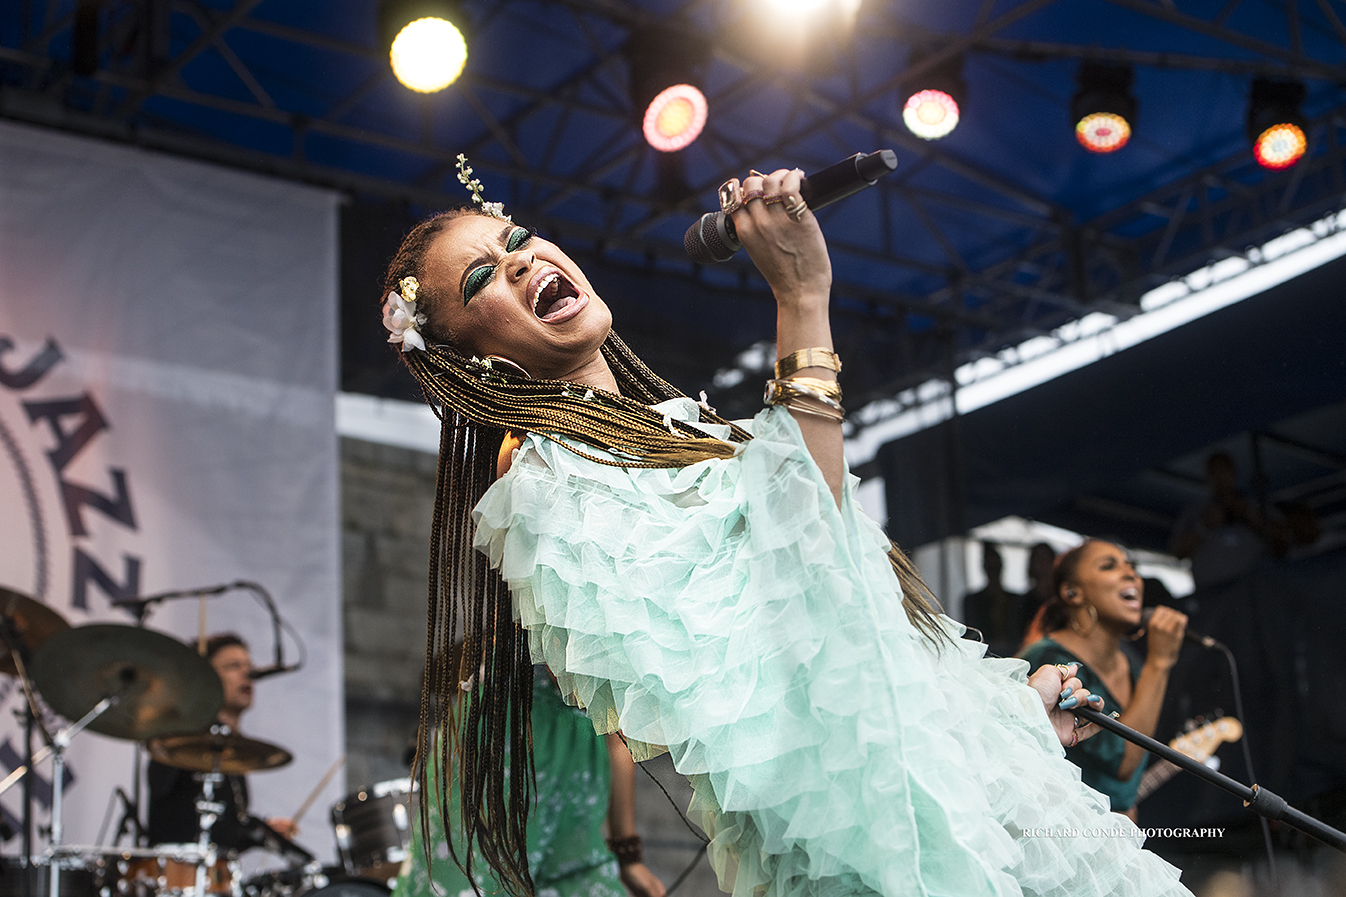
1071;705;1346;852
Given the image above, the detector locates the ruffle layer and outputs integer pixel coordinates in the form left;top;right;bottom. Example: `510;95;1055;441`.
474;400;1191;897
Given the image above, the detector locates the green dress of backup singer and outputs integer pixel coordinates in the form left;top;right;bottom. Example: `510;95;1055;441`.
391;672;623;897
1019;638;1148;812
474;399;1192;897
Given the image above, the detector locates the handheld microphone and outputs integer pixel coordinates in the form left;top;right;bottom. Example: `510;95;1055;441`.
248;663;301;681
684;150;898;264
1140;607;1222;649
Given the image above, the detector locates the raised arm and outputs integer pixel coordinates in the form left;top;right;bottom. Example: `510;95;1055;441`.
729;169;843;505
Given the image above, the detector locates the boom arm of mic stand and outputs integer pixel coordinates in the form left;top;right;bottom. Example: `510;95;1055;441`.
1071;705;1346;852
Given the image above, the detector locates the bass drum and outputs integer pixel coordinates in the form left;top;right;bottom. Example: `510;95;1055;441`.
244;869;388;897
303;880;390;897
0;857;100;897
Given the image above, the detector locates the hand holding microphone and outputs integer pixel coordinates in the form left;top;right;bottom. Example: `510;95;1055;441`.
1139;605;1222;651
684;150;898;264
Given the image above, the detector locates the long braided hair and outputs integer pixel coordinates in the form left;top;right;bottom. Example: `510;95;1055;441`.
386;209;948;896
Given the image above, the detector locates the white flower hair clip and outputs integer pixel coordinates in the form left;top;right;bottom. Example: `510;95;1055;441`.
456;154;511;221
383;275;427;352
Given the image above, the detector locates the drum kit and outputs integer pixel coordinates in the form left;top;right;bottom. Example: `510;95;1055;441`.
0;588;413;897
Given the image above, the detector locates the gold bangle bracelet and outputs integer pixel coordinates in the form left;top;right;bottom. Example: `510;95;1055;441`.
785;376;843;403
764;379;844;413
782;397;844;422
775;347;841;379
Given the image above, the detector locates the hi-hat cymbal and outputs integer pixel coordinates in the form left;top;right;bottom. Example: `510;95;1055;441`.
149;729;292;775
0;587;70;676
29;624;223;741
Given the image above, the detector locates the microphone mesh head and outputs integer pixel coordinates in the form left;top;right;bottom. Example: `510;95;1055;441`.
684;213;735;264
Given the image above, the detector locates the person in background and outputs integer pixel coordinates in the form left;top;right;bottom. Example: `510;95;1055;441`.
1017;542;1058;649
393;657;664;897
1170;452;1286;591
1021;541;1188;818
962;542;1026;658
147;633;297;849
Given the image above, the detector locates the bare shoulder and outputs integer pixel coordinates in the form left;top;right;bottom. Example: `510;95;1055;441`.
496;431;526;479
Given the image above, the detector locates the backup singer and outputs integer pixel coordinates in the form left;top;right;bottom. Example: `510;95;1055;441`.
384;160;1193;897
1020;541;1189;817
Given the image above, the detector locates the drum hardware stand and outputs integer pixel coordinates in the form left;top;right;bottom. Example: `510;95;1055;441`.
41;694;120;897
0;614;46;897
193;770;227;897
111;787;148;847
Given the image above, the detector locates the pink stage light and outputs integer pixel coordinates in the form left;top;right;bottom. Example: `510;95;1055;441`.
642;84;708;152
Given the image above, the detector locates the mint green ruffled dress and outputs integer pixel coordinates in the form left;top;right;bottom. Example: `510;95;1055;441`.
473;399;1192;897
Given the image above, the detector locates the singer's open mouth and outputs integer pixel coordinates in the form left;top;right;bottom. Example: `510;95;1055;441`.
533;272;580;319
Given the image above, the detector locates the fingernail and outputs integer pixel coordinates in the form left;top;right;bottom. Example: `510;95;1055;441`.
1088;695;1103;705
1059;688;1072;699
1059;696;1079;710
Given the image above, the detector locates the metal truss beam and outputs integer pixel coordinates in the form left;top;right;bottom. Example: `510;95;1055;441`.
6;0;1346;414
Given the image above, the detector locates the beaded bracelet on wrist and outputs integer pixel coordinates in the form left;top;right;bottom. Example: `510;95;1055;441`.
606;835;644;866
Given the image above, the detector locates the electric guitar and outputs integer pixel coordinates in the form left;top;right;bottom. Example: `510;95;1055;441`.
1136;715;1243;802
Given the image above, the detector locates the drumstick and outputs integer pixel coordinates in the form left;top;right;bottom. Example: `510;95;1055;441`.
292;754;346;825
197;595;208;655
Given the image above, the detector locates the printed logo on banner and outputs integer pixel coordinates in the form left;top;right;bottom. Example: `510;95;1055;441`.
0;334;143;841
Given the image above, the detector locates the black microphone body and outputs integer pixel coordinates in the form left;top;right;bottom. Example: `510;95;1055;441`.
248;663;301;681
1140;606;1221;649
684;150;898;264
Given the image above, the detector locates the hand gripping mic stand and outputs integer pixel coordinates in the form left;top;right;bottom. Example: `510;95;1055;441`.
1070;705;1346;852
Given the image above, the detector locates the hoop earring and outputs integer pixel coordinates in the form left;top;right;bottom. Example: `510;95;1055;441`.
1070;603;1098;637
484;355;531;379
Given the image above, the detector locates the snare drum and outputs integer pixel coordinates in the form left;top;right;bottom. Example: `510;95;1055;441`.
330;779;415;882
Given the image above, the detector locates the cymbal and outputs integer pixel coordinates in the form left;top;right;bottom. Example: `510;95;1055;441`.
0;586;70;676
29;624;223;741
148;729;292;775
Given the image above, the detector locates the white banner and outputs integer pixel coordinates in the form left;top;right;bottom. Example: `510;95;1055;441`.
0;120;343;865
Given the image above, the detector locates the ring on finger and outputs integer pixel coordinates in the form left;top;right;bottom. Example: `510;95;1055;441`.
749;169;767;178
743;190;766;204
1054;663;1073;679
784;195;808;221
1069;728;1080;748
718;178;744;215
1073;716;1089;729
761;193;784;205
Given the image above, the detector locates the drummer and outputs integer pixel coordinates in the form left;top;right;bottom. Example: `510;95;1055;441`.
147;633;297;849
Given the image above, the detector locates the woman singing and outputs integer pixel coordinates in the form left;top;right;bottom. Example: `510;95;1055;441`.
383;159;1192;897
1020;540;1189;818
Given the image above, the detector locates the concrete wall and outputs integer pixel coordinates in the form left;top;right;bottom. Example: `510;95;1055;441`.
339;436;717;895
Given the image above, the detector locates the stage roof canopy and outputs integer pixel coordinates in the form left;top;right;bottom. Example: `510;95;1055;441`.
4;0;1344;448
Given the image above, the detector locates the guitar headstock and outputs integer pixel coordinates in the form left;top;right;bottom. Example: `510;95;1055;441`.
1169;716;1243;762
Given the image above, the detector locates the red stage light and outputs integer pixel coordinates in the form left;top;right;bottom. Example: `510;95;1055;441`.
642;84;707;152
903;89;959;140
1252;122;1307;170
1075;111;1132;154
